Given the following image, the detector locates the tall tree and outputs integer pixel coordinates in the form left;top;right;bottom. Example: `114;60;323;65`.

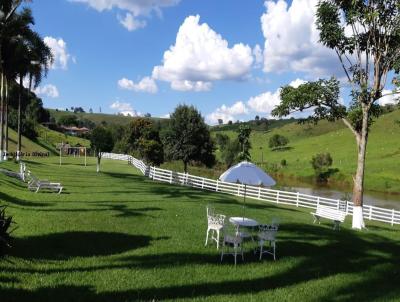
90;126;114;173
272;0;400;229
237;124;252;161
14;30;52;160
162;105;215;173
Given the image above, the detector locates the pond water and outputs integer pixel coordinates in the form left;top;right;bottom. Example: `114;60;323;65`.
276;178;400;210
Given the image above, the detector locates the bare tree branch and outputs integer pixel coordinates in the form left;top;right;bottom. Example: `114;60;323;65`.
341;117;360;142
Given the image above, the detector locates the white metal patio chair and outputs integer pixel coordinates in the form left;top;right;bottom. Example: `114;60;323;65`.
205;206;225;249
257;224;278;261
220;222;244;266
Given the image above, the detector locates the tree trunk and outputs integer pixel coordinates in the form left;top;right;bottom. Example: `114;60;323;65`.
97;153;101;173
4;77;8;160
352;108;369;230
17;75;23;161
0;73;4;162
183;160;188;173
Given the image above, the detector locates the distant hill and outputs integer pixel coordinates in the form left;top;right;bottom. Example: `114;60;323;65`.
211;109;400;193
48;109;168;126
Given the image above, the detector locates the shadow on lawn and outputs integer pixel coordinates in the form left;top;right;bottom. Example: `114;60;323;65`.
0;191;50;207
23;204;162;218
12;231;153;260
2;225;400;301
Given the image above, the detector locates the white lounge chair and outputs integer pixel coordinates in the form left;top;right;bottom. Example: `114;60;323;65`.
27;173;63;194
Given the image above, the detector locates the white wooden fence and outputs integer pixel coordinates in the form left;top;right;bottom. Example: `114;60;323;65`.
101;152;400;226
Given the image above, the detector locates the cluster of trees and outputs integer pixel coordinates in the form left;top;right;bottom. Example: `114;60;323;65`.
0;0;53;160
215;124;252;167
57;114;96;130
91;105;216;173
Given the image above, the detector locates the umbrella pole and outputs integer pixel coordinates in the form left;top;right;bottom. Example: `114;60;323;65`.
243;184;246;220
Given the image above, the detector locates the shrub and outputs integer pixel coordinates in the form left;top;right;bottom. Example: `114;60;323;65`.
269;134;289;150
280;159;287;167
311;153;334;182
0;206;15;257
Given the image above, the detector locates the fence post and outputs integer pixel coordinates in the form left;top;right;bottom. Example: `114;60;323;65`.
201;178;205;189
276;191;280;204
216;180;219;192
258;187;261;199
369;207;372;220
296;192;299;207
170;171;173;184
392;209;395;226
237;184;240;196
317;197;320;208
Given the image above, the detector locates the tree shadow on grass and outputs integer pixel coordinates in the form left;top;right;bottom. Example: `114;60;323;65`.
2;225;400;301
24;204;163;218
12;231;153;260
101;171;146;181
0;191;50;207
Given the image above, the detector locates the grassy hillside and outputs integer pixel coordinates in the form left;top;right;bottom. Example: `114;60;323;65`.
36;125;90;152
3;126;90;156
212;109;400;193
48;109;168;126
4;128;48;154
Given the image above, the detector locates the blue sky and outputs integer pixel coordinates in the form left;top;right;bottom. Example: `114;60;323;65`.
28;0;397;124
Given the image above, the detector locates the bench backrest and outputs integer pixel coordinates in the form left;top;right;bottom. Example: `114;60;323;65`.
316;205;346;222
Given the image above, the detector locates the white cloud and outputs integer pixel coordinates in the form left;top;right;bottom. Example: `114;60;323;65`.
118;13;146;31
152;15;254;91
118;76;158;93
289;78;307;88
44;37;71;70
247;79;307;115
247;90;281;115
71;0;180;31
253;44;263;68
170;80;212;92
378;89;399;106
110;100;140;116
34;84;59;98
261;0;339;77
206;101;248;124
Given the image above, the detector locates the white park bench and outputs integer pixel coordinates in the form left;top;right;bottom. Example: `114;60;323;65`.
310;205;346;230
27;172;63;194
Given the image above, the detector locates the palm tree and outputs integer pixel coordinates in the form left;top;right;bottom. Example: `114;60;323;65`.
0;0;27;161
14;32;52;160
0;2;49;160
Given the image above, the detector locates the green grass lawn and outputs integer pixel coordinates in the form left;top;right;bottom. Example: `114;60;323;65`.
0;157;399;301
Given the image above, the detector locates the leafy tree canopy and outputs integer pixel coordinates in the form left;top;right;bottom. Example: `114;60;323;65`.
162;105;215;172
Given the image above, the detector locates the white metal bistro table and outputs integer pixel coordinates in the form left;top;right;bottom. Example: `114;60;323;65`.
229;217;259;227
229;217;259;251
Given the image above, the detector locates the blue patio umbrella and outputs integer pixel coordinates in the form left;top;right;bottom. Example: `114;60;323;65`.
219;161;276;217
